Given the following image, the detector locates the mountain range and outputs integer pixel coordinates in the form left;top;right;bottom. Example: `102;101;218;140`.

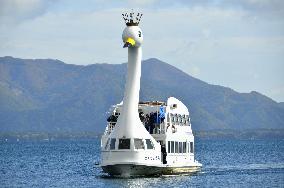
0;56;283;136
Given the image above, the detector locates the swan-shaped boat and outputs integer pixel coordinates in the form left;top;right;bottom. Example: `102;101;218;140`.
100;12;201;177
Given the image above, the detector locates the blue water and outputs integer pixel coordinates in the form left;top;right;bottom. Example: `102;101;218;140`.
1;139;283;187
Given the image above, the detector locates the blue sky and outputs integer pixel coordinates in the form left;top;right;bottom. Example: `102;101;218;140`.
0;0;283;102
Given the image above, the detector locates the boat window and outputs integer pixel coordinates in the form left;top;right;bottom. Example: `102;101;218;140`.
187;142;190;153
175;142;178;153
179;142;182;153
171;141;175;153
183;142;186;153
104;138;110;150
134;138;144;149
145;139;154;149
171;114;175;125
187;116;190;126
179;115;182;123
110;138;116;150
168;141;171;153
190;142;194;153
118;138;130;149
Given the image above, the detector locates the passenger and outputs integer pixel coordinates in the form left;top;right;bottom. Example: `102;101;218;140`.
149;112;155;134
161;117;165;123
159;106;165;123
161;144;167;164
144;114;150;132
139;112;145;123
154;112;159;124
107;115;117;122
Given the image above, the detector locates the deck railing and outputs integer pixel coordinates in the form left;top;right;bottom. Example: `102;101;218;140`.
105;121;167;135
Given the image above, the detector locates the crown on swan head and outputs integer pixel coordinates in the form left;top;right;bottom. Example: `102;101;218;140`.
122;11;143;26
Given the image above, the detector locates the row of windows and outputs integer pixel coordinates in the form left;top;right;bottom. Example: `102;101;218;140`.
167;141;194;154
105;138;154;150
170;114;190;126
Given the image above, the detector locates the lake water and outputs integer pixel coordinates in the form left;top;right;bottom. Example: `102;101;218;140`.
1;139;283;187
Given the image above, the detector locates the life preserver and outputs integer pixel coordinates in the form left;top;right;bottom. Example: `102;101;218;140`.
171;125;176;133
166;124;170;131
166;124;176;133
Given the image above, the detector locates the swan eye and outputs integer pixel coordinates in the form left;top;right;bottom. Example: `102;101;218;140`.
138;31;141;37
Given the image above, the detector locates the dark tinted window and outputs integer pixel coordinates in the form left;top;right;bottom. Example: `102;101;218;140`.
145;139;154;149
110;138;116;150
183;142;186;153
171;141;175;153
118;139;130;149
187;142;190;153
190;142;194;153
175;142;178;153
168;141;170;153
134;138;144;149
179;142;182;153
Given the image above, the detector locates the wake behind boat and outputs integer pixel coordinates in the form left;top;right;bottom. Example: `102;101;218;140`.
100;11;201;177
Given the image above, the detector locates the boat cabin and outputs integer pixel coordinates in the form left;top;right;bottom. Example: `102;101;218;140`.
102;97;196;167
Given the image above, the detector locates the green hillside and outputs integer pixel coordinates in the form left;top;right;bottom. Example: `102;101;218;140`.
0;56;283;134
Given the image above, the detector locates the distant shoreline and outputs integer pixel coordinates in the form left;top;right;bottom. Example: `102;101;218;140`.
0;129;283;141
194;129;284;140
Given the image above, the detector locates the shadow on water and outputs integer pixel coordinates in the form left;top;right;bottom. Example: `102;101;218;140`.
98;170;202;179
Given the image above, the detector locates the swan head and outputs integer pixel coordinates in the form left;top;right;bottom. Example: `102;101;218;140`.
122;26;143;48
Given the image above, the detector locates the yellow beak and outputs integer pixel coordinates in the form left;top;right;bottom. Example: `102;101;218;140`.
123;37;136;48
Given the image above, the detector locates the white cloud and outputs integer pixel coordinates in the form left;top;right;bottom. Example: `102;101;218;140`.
127;0;158;6
0;1;283;101
0;0;56;26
